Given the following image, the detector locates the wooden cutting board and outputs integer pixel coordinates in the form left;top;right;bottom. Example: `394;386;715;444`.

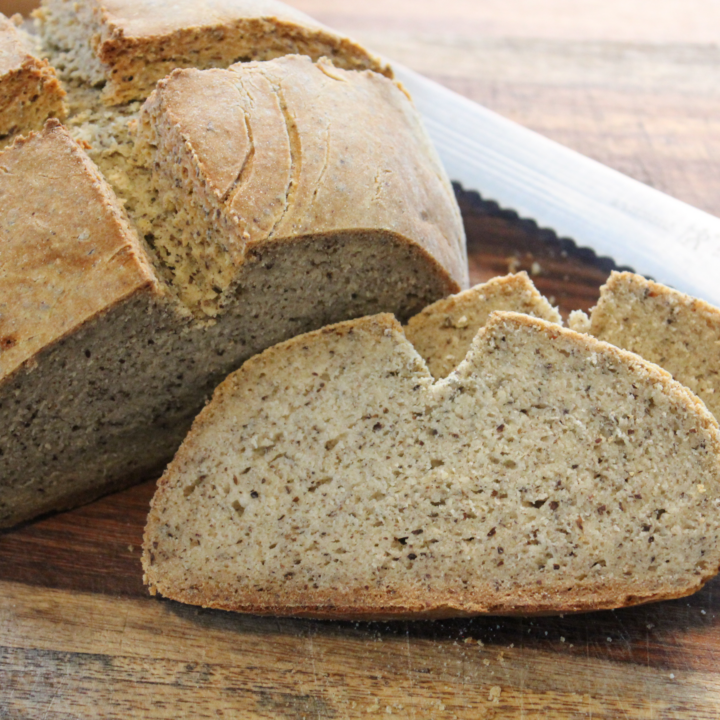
3;1;720;716
2;190;718;719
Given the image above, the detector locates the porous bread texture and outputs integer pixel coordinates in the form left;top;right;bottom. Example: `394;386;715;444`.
134;55;466;318
0;55;466;529
406;272;561;378
0;12;65;144
142;312;720;619
35;0;391;105
34;1;106;87
61;81;145;210
569;272;720;420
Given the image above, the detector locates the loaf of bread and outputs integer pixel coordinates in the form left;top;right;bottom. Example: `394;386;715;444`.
143;311;720;618
570;272;720;420
134;55;466;317
0;52;466;528
36;0;390;104
406;272;560;378
0;12;65;143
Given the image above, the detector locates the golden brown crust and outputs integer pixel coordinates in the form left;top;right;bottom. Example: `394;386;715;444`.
0;119;159;381
143;312;720;618
236;57;466;286
145;576;708;620
94;0;377;46
152;69;252;202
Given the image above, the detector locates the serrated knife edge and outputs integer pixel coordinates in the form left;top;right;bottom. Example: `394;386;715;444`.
394;63;720;306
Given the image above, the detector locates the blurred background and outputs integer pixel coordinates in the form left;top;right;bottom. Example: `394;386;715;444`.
5;0;720;41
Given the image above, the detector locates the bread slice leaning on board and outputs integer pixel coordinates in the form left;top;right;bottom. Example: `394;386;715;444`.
143;304;720;618
405;272;561;378
570;272;720;421
0;54;466;529
414;271;720;417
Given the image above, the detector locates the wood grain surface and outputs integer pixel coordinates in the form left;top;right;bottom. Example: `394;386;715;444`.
2;1;720;718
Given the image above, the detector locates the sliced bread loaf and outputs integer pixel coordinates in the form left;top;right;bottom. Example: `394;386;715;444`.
0;12;65;143
569;272;720;420
36;0;390;104
142;312;720;618
406;272;560;378
0;56;466;529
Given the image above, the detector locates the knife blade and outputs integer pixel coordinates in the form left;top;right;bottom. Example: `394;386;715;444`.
394;64;720;306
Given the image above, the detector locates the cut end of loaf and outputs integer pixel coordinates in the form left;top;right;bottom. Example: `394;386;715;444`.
0;36;465;529
142;311;720;618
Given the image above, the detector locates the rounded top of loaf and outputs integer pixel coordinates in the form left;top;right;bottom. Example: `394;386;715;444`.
139;55;467;294
96;0;332;37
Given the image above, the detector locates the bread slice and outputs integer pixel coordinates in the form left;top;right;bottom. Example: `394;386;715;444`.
569;272;720;421
406;272;561;378
0;55;466;529
133;55;467;318
36;0;390;104
142;312;720;618
0;12;65;143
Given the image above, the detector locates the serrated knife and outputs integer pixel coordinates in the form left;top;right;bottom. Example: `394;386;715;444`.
394;64;720;306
